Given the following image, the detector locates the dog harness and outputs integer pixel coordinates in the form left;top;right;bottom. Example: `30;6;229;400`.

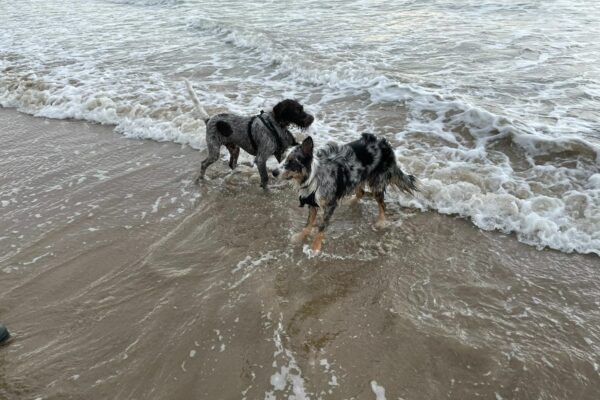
258;111;285;161
246;116;259;153
247;111;296;162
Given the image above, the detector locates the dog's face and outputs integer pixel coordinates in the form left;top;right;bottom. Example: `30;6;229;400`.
273;99;314;129
281;137;314;183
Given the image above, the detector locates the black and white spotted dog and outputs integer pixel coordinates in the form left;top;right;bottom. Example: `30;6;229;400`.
281;133;417;252
184;80;314;189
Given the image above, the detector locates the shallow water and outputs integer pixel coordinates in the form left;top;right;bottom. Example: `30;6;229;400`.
0;110;599;399
1;0;599;254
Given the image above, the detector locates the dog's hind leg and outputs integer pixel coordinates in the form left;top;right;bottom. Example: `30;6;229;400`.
351;184;373;204
311;201;337;252
225;144;240;170
195;135;220;184
351;184;366;204
374;191;386;228
292;206;317;243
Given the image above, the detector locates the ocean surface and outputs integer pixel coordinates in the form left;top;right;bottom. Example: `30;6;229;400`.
1;0;599;255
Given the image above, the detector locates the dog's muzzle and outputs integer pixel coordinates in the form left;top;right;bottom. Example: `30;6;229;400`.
280;170;295;180
303;114;315;127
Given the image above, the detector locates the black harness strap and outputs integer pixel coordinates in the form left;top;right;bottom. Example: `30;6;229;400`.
247;111;292;161
246;115;258;153
258;111;285;160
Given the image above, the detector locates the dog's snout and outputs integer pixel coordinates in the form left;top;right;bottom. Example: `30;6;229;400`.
280;170;294;180
305;114;315;126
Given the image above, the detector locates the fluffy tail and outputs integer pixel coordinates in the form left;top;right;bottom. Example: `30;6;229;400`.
391;164;418;195
184;79;210;122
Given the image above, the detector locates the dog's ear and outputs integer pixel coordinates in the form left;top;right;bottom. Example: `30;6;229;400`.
273;101;288;122
301;136;313;156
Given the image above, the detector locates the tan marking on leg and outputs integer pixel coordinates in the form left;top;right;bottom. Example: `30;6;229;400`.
311;231;325;252
291;207;317;243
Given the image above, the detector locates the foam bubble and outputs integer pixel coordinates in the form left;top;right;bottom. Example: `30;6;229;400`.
370;381;386;400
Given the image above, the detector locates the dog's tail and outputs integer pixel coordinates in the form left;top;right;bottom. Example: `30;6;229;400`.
391;164;418;195
184;79;210;122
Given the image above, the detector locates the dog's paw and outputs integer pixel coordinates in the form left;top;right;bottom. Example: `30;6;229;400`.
192;173;204;185
310;244;322;254
374;219;387;229
311;234;324;253
291;232;306;244
303;247;322;258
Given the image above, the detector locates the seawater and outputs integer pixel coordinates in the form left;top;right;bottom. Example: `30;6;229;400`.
1;0;599;255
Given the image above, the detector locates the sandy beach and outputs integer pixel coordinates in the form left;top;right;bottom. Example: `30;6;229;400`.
1;108;599;399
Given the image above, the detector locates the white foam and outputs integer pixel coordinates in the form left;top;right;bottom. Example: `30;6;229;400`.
370;381;386;400
229;252;276;289
401;178;600;255
109;0;182;5
266;320;309;400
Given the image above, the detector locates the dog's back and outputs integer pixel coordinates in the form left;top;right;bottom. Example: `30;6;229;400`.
309;133;415;203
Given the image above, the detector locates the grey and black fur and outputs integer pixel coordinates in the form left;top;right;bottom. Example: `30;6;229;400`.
281;133;417;252
184;80;314;189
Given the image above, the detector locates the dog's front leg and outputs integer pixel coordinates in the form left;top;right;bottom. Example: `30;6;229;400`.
374;191;386;228
311;201;336;252
255;156;269;190
291;206;317;243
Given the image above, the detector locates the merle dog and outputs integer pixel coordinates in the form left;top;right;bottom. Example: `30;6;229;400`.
281;133;417;252
184;80;314;189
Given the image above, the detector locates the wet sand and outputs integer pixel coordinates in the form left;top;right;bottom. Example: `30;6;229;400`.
1;108;599;400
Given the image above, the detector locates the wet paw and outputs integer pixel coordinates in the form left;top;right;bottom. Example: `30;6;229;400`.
291;232;306;244
193;174;204;185
374;219;387;229
311;238;323;253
